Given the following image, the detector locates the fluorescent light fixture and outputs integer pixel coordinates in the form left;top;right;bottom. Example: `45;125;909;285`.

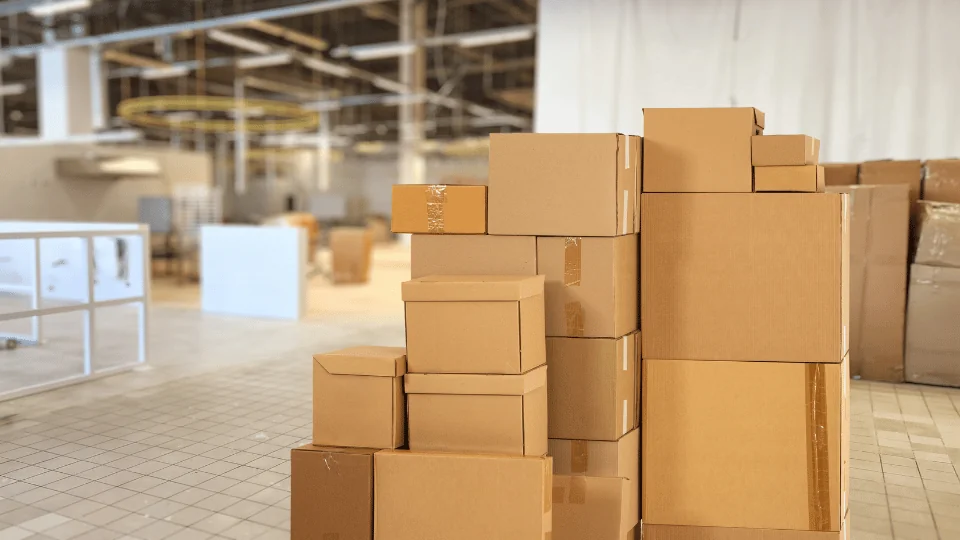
301;57;352;78
458;27;535;48
0;83;26;97
349;42;415;61
208;29;273;55
371;76;408;94
236;52;293;70
28;0;92;17
141;65;189;80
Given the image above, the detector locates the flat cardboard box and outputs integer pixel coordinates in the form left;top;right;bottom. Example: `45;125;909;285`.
915;202;960;268
330;227;373;284
924;159;960;203
904;264;960;387
641;193;848;363
859;160;923;204
827;185;909;382
553;475;632;540
405;366;548;456
488;133;641;236
312;347;405;449
751;135;819;166
823;163;859;187
643;107;764;193
547;333;638;441
642;517;849;540
291;445;375;540
642;357;849;532
391;184;487;234
537;235;638;338
403;275;546;374
410;234;537;279
375;450;552;540
754;165;824;193
550;429;640;532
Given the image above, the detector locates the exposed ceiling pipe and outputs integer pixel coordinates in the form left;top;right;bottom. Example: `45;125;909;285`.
330;24;537;60
245;20;328;52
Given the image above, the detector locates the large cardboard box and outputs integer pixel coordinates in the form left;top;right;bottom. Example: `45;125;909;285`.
915;202;960;268
642;518;849;540
488;133;641;236
405;366;548;456
550;429;640;533
410;234;537;279
859;160;923;203
312;347;405;449
547;333;638;441
823;163;859;187
827;185;909;382
643;357;850;532
291;445;375;540
375;450;552;540
751;135;819;166
403;275;546;374
537;235;638;338
643;107;764;193
330;227;373;284
641;193;848;364
754;165;824;193
391;184;487;234
904;264;960;387
924;159;960;203
553;476;633;540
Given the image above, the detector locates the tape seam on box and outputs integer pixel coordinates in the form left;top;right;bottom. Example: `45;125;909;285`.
622;337;628;371
570;440;589;474
564;237;581;286
806;363;832;532
425;185;446;233
564;301;584;337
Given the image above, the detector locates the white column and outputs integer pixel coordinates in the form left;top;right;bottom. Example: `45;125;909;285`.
38;46;97;139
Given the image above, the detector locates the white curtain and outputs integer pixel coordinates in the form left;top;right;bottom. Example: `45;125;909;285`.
534;0;960;162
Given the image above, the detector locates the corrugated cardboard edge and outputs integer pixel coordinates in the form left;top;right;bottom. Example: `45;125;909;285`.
403;365;548;395
805;363;832;532
402;274;545;302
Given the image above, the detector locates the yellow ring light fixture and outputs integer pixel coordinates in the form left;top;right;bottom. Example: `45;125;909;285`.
117;96;320;133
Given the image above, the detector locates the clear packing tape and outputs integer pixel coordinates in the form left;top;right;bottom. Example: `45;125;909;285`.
806;363;831;532
563;237;584;336
425;185;447;234
916;202;960;269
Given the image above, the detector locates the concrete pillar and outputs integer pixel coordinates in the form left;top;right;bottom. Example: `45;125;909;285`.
398;0;427;187
38;46;101;139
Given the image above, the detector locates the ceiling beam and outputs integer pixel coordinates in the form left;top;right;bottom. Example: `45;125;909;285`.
245;20;329;52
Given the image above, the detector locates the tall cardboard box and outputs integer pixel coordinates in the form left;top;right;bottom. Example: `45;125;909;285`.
391;184;487;234
904;264;960;387
488;133;641;236
914;202;960;268
924;159;960;203
403;275;546;374
547;333;638;441
823;163;859;187
642;357;849;533
641;193;848;364
330;227;373;284
537;235;638;338
643;107;764;193
411;235;537;278
859;160;923;203
826;185;909;382
375;450;553;540
553;476;633;540
291;445;375;540
405;366;548;456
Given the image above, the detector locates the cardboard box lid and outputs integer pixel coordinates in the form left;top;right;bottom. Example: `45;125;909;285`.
292;443;379;456
313;346;406;377
553;475;630;539
644;106;764;128
402;274;545;302
405;365;547;395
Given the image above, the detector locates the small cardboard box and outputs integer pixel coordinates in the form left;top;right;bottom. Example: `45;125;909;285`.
403;275;546;374
488;133;641;236
859;160;923;204
751;135;819;166
642;518;848;540
537;235;638;338
553;476;633;540
291;445;375;540
312;347;405;449
405;365;547;456
915;202;960;268
330;227;373;284
641;193;848;364
547;333;638;441
754;165;825;193
643;107;764;193
375;450;552;540
643;357;849;532
391;185;487;234
924;159;960;203
550;429;640;533
905;264;960;387
823;163;860;187
411;234;537;279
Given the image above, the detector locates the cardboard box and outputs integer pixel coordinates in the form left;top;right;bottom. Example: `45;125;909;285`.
537;235;638;338
859;160;923;203
550;429;640;532
642;517;849;540
553;476;633;540
827;185;909;382
905;264;960;387
915;202;960;268
823;163;859;187
642;357;849;532
403;275;546;374
641;193;848;363
375;450;552;540
643;107;764;193
291;445;375;540
410;234;537;279
330;227;373;284
391;184;487;234
405;365;547;456
751;135;819;166
924;159;960;203
365;215;392;244
547;333;638;440
488;133;641;236
754;165;825;193
312;347;405;449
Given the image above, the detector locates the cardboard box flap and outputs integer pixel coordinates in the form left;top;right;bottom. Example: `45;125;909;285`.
402;274;545;302
313;346;406;377
553;475;630;538
404;365;547;396
292;444;378;456
754;108;765;129
912;264;960;286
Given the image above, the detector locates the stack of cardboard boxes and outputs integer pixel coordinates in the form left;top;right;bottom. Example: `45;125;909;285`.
641;108;850;540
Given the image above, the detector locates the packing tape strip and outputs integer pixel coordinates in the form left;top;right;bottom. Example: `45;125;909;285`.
806;363;832;532
425;185;447;233
564;237;581;286
564;301;584;337
570;440;589;474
